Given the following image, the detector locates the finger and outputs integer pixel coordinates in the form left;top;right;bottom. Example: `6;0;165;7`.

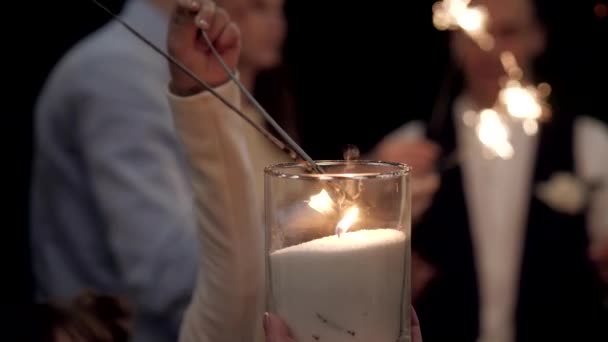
379;152;435;173
412;253;436;300
412;307;420;327
195;0;217;30
407;146;442;171
177;0;201;12
375;141;441;173
170;0;210;41
168;0;203;56
412;196;432;223
409;141;441;159
411;308;423;342
409;162;435;176
205;8;230;43
216;22;241;54
411;174;439;221
171;0;199;28
264;313;295;342
412;173;440;196
386;140;441;161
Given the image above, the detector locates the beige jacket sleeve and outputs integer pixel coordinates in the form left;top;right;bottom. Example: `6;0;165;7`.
168;81;265;342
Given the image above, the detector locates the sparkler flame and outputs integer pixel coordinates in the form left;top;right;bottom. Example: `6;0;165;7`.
432;0;494;50
500;51;523;80
308;190;360;237
476;109;514;159
500;81;543;120
457;49;549;159
432;2;552;159
473;72;547;159
336;206;360;237
523;119;539;136
472;73;548;158
498;52;544;121
308;189;335;215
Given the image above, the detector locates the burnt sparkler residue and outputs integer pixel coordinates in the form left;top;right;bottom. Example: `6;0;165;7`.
315;313;357;338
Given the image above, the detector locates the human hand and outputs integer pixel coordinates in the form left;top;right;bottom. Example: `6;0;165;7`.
412;251;437;301
373;139;441;222
168;0;241;96
410;172;441;223
373;140;440;175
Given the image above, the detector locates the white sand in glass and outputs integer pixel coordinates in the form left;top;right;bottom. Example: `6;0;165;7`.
270;229;409;342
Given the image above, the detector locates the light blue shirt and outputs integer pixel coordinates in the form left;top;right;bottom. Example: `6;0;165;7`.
30;1;198;341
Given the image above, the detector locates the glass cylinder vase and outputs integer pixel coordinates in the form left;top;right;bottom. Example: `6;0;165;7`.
265;161;411;342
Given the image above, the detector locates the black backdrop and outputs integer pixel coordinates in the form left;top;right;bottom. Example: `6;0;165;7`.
5;0;606;307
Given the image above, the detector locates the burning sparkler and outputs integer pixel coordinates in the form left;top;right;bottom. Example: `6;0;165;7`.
433;1;552;160
498;52;550;124
432;0;494;51
471;54;550;159
476;109;514;159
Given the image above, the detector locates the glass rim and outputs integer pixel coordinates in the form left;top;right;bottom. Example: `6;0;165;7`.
264;160;411;180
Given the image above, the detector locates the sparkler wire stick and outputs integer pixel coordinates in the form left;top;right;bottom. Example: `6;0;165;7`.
89;0;323;174
88;0;379;209
199;31;324;174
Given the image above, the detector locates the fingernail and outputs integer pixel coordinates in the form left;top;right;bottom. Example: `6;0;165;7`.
197;18;209;29
263;312;270;332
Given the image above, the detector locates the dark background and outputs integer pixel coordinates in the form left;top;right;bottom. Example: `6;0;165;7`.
5;0;606;307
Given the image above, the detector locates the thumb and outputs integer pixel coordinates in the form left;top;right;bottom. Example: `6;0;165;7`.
168;0;213;56
412;307;423;342
264;313;295;342
411;173;440;197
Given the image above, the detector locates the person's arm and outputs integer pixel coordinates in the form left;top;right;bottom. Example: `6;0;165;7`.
575;116;608;283
77;55;198;332
170;80;265;342
168;1;265;341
